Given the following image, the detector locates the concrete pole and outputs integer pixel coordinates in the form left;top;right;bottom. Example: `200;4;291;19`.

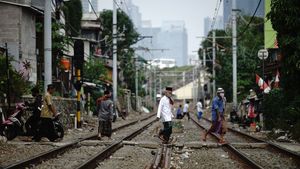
154;67;157;106
44;0;52;91
135;57;138;110
203;49;206;66
232;0;238;110
183;71;185;103
212;30;216;98
159;76;162;96
5;43;10;114
193;66;195;103
149;69;152;107
113;1;118;105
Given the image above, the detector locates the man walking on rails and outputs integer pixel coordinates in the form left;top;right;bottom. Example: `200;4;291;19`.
203;88;227;143
97;90;114;140
157;87;174;144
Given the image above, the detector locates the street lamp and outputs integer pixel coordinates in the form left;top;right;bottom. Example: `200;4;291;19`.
257;49;269;129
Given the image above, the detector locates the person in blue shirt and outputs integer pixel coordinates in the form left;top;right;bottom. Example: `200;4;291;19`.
176;105;183;119
203;88;227;143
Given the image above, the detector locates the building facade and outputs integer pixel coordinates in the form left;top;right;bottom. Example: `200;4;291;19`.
0;0;43;84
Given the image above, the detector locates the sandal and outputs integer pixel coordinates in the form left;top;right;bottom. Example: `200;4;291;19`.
218;140;226;144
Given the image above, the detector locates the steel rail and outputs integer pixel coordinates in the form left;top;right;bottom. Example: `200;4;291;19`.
76;117;157;169
163;145;171;169
191;116;264;169
2;113;156;169
152;147;163;169
202;117;300;160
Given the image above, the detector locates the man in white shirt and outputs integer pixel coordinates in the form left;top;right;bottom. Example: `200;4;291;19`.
183;101;190;120
157;87;174;144
196;99;203;121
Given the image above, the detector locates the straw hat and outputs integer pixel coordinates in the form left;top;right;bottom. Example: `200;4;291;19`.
217;87;224;93
248;90;257;100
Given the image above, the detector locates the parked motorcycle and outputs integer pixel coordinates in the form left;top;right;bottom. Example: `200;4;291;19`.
35;112;64;142
24;102;41;137
0;103;26;140
51;113;64;141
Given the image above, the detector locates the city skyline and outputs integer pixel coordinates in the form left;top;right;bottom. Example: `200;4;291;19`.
97;0;223;55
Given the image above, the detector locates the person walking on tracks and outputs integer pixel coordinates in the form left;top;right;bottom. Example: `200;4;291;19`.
176;105;183;119
183;101;190;120
196;99;203;121
34;84;58;142
157;87;174;144
97;90;114;140
203;88;227;143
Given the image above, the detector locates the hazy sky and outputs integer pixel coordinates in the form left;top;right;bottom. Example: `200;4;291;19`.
98;0;223;55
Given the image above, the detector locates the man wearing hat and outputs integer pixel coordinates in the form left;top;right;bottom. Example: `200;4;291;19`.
247;89;257;124
157;87;174;144
34;84;58;141
203;87;227;143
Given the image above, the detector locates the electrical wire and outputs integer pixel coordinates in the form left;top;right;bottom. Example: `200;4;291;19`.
87;0;99;18
120;0;131;15
238;0;262;39
210;0;222;30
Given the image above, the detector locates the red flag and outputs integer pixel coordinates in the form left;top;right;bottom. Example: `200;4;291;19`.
256;74;270;93
274;70;280;88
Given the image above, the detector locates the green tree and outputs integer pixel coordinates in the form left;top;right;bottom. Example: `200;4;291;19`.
83;58;107;83
82;58;107;113
199;16;264;102
0;55;30;103
99;9;139;93
266;0;300;140
268;0;300;100
63;0;83;37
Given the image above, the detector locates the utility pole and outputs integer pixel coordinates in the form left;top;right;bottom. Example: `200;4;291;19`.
153;67;157;107
212;30;216;98
135;56;138;111
5;43;10;114
112;1;118;108
74;40;84;128
182;71;185;103
232;0;238;110
159;76;162;96
44;0;52;91
203;48;206;66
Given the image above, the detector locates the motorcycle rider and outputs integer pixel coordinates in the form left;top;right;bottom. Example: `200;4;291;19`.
34;84;58;142
25;86;42;137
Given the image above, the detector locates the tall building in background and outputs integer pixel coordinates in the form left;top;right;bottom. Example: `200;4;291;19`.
121;0;142;30
204;16;224;36
81;0;98;13
157;21;188;66
223;0;265;28
136;21;188;66
135;24;162;61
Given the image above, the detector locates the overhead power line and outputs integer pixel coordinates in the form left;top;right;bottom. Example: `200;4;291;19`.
210;0;222;30
238;0;262;39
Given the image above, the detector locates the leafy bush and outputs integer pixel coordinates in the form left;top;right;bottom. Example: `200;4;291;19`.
0;55;31;103
264;89;300;141
264;89;285;130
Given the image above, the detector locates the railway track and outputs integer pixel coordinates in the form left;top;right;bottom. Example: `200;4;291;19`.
2;113;156;169
2;113;299;169
197;116;300;169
